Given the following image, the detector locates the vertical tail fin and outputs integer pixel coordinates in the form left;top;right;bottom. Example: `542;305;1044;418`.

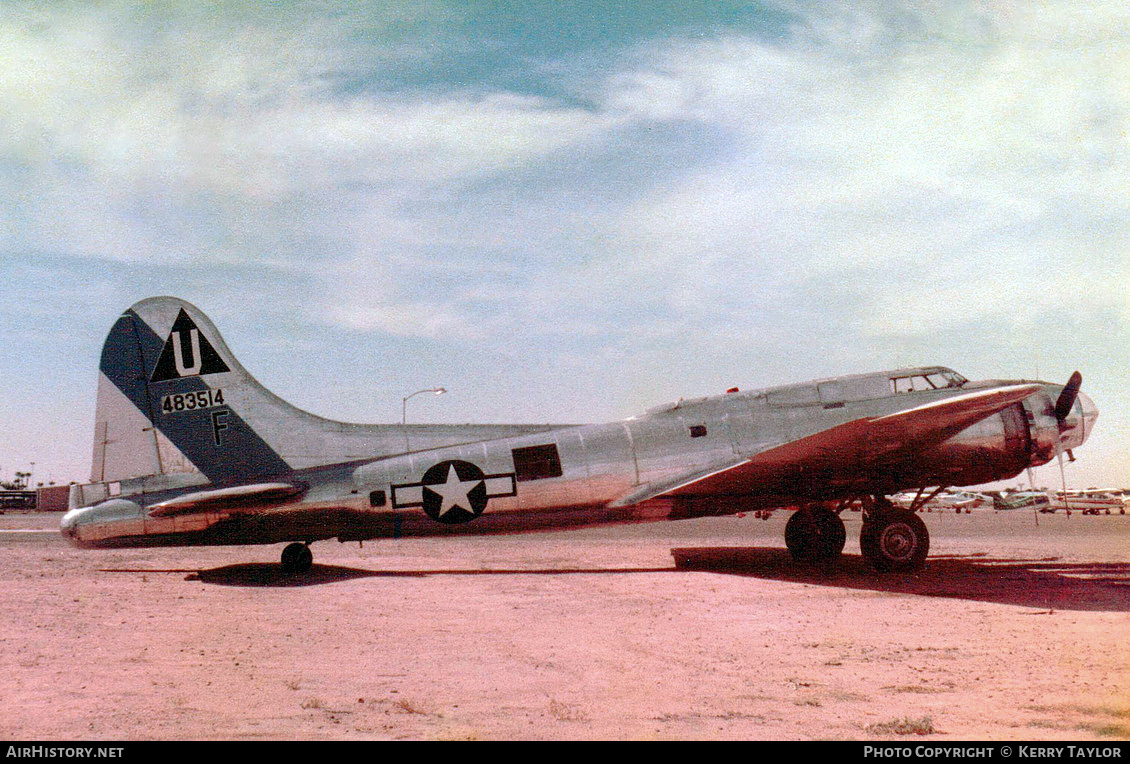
92;297;292;486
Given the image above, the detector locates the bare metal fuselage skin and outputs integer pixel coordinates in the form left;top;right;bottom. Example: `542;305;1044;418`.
61;367;1096;551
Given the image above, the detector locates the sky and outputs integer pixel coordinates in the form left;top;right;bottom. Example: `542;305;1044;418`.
1;1;1127;491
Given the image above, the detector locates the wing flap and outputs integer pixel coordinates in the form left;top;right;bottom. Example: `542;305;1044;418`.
613;384;1042;506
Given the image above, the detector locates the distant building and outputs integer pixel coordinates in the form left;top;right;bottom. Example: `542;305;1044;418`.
0;484;71;511
36;485;71;511
0;490;36;509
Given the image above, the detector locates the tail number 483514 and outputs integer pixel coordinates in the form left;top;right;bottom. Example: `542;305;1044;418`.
161;389;225;414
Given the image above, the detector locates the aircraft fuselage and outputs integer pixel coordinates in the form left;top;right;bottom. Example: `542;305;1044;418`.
61;366;1096;550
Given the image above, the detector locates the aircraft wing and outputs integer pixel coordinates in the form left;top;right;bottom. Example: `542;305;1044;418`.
613;383;1041;506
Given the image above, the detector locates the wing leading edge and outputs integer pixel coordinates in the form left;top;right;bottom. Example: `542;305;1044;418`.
612;383;1042;507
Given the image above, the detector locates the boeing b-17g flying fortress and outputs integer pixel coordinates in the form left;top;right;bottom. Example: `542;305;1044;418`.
61;297;1097;574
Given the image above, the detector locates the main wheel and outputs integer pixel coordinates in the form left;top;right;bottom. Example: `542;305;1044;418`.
860;509;929;572
281;542;313;573
785;506;847;563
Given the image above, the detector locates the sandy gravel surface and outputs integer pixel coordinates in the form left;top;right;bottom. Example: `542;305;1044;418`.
1;509;1128;740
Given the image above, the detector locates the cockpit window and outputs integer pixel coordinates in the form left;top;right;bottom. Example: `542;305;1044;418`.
939;371;967;387
891;371;966;394
926;372;966;389
892;376;926;393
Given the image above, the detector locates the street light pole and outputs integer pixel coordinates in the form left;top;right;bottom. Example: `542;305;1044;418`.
402;387;447;425
402;387;447;453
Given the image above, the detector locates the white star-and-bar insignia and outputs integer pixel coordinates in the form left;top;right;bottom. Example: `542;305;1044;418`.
429;464;478;517
390;460;517;524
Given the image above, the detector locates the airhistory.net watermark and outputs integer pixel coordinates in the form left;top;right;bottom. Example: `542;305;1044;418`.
6;748;123;759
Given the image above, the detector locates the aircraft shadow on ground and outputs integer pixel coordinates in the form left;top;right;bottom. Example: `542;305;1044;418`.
671;547;1130;613
179;563;673;588
111;549;1130;611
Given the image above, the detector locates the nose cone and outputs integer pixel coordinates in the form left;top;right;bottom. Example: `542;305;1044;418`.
1059;390;1097;451
1077;391;1098;444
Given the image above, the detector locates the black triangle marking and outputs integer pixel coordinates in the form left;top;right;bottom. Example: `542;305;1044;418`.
150;309;231;382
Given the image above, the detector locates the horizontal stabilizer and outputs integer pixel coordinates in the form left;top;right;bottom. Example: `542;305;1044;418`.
147;482;307;517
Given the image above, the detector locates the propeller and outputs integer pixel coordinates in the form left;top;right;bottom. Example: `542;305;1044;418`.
1054;370;1083;424
1052;371;1083;515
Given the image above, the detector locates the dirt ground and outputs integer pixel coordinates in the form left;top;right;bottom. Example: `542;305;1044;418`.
1;508;1128;741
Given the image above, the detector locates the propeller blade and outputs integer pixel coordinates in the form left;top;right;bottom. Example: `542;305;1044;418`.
1054;371;1083;423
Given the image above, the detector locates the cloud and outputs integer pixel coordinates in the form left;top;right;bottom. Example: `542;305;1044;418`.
300;0;1130;400
565;3;1130;339
2;19;632;275
4;2;1126;353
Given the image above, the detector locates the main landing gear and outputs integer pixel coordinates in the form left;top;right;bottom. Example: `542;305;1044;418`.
785;496;930;572
281;542;313;573
859;496;929;572
785;505;847;563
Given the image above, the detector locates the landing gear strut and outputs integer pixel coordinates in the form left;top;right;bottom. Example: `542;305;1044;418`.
281;542;313;573
785;504;847;563
860;497;929;572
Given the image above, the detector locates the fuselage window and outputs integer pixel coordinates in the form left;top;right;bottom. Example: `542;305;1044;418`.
512;444;563;482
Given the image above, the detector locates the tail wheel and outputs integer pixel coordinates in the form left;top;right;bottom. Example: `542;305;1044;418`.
785;506;846;563
281;542;313;573
860;508;929;572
